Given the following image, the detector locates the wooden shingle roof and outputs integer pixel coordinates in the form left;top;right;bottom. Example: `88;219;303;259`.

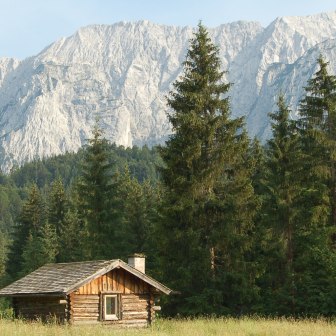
0;259;172;297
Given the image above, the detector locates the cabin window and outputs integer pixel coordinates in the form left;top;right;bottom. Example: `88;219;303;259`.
103;294;119;320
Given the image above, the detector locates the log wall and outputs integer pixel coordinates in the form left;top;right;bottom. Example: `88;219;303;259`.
69;293;99;323
13;296;66;322
69;269;156;326
69;293;151;327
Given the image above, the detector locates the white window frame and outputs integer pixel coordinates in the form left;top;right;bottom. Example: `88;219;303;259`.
104;294;119;320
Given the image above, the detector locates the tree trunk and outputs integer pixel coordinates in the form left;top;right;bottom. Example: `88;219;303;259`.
210;246;215;276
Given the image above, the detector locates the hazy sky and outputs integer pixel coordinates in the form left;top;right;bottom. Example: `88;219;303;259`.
0;0;335;59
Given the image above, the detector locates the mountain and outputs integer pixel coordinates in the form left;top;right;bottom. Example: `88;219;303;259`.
0;12;336;172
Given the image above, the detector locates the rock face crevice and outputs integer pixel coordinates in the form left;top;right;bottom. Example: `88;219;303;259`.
1;13;336;172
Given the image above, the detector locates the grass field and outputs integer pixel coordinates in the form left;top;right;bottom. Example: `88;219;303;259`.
1;317;336;336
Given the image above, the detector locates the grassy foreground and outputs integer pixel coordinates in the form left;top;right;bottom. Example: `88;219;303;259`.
1;317;336;336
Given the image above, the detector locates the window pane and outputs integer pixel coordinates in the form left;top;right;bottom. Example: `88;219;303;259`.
106;296;116;315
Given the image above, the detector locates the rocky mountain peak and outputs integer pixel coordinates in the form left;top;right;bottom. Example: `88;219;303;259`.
0;13;336;172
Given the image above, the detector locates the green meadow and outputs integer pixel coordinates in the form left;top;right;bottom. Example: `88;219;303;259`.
1;317;335;336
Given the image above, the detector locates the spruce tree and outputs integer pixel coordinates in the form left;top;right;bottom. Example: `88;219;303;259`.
57;209;86;262
258;92;336;316
299;56;336;230
0;230;8;281
78;123;117;259
115;167;159;261
48;177;68;261
20;222;58;276
6;184;45;279
259;95;303;314
294;56;336;315
159;23;258;315
48;177;67;237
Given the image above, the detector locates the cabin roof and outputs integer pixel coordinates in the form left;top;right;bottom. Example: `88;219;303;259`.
0;259;172;297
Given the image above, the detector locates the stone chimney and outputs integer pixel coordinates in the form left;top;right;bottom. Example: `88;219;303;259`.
128;253;146;273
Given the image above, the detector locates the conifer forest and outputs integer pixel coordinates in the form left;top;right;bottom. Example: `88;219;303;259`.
1;23;336;317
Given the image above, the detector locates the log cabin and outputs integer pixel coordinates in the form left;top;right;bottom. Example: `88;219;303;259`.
0;256;172;327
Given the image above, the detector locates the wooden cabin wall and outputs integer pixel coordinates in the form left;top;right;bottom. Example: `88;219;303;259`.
76;268;150;294
69;293;151;327
69;293;99;324
69;268;156;327
12;296;66;322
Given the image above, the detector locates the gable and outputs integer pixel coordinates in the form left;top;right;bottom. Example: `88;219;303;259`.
76;268;151;295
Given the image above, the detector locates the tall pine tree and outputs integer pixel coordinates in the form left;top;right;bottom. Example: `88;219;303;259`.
48;177;67;236
293;56;336;315
48;177;68;261
299;56;336;231
20;221;58;276
0;230;8;285
258;89;336;316
258;95;302;314
6;184;45;279
57;208;86;262
158;23;258;315
114;167;160;265
77;122;118;259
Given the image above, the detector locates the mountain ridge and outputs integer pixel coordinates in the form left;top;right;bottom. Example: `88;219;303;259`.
0;12;336;172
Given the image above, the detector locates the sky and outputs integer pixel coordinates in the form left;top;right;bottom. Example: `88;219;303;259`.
0;0;335;59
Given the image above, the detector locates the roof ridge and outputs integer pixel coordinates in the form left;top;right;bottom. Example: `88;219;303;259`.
43;259;117;266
